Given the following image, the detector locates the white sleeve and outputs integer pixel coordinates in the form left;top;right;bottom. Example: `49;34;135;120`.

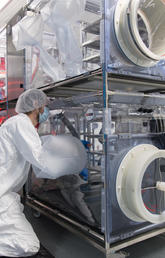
12;116;87;179
13;117;52;178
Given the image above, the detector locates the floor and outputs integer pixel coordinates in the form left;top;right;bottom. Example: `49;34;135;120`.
25;207;165;258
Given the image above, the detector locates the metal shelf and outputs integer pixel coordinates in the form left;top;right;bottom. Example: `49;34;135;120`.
83;19;101;35
82;37;100;50
83;54;100;64
85;1;101;15
35;69;165;103
87;166;101;172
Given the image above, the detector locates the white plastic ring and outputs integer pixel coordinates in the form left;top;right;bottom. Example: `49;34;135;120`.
116;144;165;224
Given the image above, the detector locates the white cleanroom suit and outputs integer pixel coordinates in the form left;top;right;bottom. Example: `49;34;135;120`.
0;89;47;257
0;113;42;257
0;88;87;257
0;113;87;257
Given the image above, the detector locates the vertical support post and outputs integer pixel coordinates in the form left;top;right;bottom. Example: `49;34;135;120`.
103;67;112;256
81;21;88;70
102;2;129;257
101;0;113;257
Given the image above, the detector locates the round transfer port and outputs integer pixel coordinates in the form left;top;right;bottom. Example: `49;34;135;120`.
142;158;165;217
116;144;165;224
114;0;165;67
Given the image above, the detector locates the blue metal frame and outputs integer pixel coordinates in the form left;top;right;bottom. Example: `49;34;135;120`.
102;0;112;249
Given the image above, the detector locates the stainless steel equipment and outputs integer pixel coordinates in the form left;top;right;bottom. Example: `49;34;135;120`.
2;0;165;257
24;69;165;258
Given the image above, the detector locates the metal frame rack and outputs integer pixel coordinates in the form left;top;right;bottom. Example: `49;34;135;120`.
23;67;165;258
82;0;101;70
3;0;165;257
82;19;101;69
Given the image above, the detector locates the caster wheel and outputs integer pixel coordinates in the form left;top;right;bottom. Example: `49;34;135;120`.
32;209;41;218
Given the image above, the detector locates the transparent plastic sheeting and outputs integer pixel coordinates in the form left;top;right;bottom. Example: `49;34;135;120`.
12;0;86;86
12;14;65;83
0;0;27;30
104;104;165;243
32;135;87;179
30;105;103;227
48;92;101;109
29;102;165;244
105;0;165;80
41;0;85;77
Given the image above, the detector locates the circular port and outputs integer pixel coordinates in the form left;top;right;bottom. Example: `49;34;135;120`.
116;144;165;223
114;0;165;67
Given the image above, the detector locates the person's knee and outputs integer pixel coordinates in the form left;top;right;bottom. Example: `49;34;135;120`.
30;240;40;254
24;237;40;256
0;238;40;257
14;234;40;257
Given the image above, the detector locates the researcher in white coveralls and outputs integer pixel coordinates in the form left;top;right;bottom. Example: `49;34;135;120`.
0;89;86;258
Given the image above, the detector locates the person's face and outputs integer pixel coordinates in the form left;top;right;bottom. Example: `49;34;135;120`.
39;106;45;114
36;105;45;122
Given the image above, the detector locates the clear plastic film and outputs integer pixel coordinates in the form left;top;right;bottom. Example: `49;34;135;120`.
104;0;165;80
48;93;102;109
41;0;86;77
30;105;102;227
12;13;65;84
32;135;87;179
26;94;165;239
102;102;165;243
11;0;102;88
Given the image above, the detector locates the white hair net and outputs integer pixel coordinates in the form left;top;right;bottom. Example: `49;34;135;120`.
15;89;47;113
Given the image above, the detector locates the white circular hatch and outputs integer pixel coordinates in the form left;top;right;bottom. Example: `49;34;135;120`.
116;144;165;224
114;0;165;67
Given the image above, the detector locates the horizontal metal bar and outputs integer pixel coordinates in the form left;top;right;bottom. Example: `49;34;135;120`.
82;19;101;35
108;90;165;99
82;37;100;50
88;151;103;155
109;133;165;139
86;118;103;123
27;196;104;242
39;69;102;92
83;54;100;64
46;93;71;98
87;167;101;172
59;86;98;92
110;228;165;252
27;200;106;253
107;90;165;106
142;187;156;191
107;76;165;89
80;134;103;138
26;197;165;255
